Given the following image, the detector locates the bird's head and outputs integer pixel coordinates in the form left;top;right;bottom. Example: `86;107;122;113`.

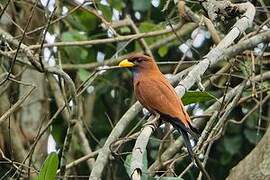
118;54;159;73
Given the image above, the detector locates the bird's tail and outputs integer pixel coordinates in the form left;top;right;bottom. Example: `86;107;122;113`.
171;121;211;180
170;118;199;140
157;111;199;139
171;122;194;160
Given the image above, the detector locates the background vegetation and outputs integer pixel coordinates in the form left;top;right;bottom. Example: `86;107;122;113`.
0;0;269;179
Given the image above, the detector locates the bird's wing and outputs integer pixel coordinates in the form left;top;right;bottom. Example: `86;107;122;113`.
135;76;199;138
135;76;189;125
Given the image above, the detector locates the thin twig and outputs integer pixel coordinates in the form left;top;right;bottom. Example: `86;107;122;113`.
0;0;11;19
38;7;57;71
13;105;66;177
0;84;35;125
0;0;38;86
14;1;86;38
20;23;183;50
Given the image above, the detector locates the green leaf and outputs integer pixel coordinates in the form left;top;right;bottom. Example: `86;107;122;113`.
138;22;164;46
109;0;125;11
37;152;59;180
61;31;89;63
181;91;216;105
78;69;90;82
98;4;112;20
80;49;88;60
65;15;86;31
158;46;168;57
62;31;88;42
139;22;157;33
61;32;74;42
77;13;98;32
132;0;151;11
120;27;131;34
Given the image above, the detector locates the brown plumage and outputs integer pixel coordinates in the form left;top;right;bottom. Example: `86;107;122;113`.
119;54;198;158
119;54;211;179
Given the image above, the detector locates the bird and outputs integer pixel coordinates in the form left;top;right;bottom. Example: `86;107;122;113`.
118;54;211;179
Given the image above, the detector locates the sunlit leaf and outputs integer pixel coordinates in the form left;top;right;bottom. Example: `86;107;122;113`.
37;152;59;180
120;27;131;34
239;60;252;77
158;46;168;57
139;22;157;33
78;69;90;82
62;31;88;41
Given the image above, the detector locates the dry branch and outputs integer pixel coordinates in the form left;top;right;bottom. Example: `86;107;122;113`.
226;120;270;180
149;71;270;172
130;116;160;180
0;26;79;179
23;23;183;50
175;2;255;96
0;84;35;125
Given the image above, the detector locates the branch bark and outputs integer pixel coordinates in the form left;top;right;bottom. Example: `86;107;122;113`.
226;125;270;180
149;72;270;172
130;116;160;180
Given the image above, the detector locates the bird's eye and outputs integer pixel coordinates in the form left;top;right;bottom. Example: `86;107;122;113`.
136;58;143;63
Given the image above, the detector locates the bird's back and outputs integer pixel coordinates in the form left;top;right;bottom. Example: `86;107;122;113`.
133;72;191;127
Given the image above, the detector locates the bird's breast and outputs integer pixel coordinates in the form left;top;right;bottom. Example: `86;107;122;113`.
131;68;141;81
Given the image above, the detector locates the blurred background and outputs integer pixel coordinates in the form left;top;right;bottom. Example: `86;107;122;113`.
0;0;269;179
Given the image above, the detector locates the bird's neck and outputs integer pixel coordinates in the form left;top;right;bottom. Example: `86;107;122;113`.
132;68;162;81
132;68;141;80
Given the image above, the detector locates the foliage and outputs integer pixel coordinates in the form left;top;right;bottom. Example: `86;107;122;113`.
182;91;216;105
37;152;59;180
0;0;269;180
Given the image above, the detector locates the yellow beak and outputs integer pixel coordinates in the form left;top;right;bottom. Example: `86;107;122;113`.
118;59;135;68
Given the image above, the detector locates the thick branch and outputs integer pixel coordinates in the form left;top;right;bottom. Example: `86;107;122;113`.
226;125;270;180
130;116;160;180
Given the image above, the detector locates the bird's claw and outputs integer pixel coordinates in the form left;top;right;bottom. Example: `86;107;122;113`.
144;114;160;129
